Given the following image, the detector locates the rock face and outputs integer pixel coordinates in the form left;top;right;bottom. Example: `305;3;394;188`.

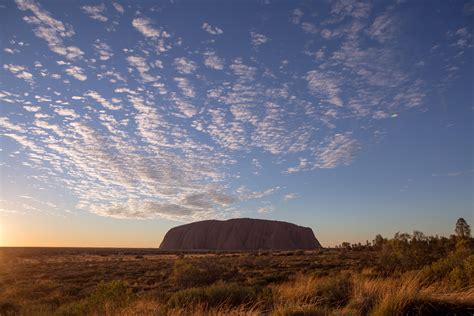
159;218;322;250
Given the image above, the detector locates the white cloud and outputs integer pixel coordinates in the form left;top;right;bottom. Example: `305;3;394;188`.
283;193;299;201
202;22;223;35
291;8;304;24
330;0;371;19
302;22;318;34
432;169;474;177
321;29;333;39
372;111;389;120
238;186;280;200
251;158;262;175
16;0;83;60
206;107;248;150
54;107;79;119
315;133;359;169
4;48;19;54
181;191;236;209
204;51;224;70
35;119;64;137
368;12;398;43
174;77;195;98
23;105;41;112
174;57;197;74
113;3;124;14
85;90;121;110
306;70;343;107
65;66;87;81
286;158;309;174
257;205;273;213
3;64;34;82
132;16;161;38
173;98;197;118
0;117;26;133
3;133;42;153
94;40;113;61
230;58;257;81
127;55;161;84
251;102;309;155
89;200;199;219
81;4;108;22
251;31;269;46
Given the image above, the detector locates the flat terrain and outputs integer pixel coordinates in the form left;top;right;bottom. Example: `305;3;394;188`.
0;246;472;315
0;248;369;303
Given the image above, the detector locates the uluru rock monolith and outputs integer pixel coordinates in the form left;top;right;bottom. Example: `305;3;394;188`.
159;218;322;250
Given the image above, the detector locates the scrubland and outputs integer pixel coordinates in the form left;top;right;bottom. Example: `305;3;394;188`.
0;233;473;315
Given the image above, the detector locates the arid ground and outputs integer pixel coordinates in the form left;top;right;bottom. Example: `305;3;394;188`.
0;232;473;316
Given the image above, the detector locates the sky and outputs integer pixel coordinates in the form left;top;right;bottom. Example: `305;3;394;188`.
0;0;473;248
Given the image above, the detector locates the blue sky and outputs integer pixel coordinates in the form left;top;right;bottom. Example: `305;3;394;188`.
0;0;472;247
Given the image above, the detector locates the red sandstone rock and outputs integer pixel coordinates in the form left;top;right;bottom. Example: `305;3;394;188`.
159;218;322;250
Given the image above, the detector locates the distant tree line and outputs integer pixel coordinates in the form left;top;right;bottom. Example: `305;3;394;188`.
336;218;473;275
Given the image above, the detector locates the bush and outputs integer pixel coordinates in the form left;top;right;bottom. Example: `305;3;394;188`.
463;254;474;283
167;282;259;308
294;250;305;256
419;251;473;288
171;259;202;287
448;254;474;289
171;258;227;287
89;280;134;309
58;280;135;315
373;232;471;275
448;267;467;289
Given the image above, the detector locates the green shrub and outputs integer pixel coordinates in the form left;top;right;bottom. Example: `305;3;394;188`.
171;259;227;287
58;280;135;315
89;280;134;309
419;251;472;288
448;267;467;289
463;254;474;284
447;254;474;289
419;256;455;284
167;282;259;308
171;259;201;287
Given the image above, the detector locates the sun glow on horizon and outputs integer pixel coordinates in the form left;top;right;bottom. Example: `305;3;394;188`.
0;218;4;247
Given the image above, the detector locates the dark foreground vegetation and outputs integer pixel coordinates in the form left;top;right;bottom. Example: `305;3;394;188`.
0;219;472;315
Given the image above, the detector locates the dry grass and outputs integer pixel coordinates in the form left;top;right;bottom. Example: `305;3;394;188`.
0;247;472;315
273;272;353;308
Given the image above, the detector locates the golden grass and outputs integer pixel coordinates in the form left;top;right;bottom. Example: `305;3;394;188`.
0;248;472;315
271;274;321;306
167;303;262;316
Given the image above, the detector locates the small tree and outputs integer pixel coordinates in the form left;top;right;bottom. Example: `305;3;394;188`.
373;234;385;250
455;218;471;238
341;242;351;249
